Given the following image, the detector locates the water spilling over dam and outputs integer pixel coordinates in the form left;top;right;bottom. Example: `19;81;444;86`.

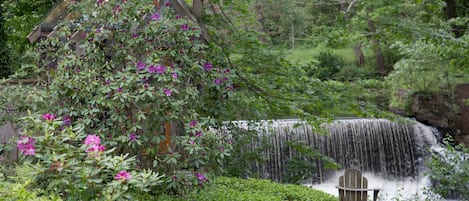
224;119;438;183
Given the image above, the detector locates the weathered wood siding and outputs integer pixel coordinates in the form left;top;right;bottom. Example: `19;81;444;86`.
0;121;19;162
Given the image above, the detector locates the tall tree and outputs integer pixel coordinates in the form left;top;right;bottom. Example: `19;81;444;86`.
444;0;469;38
366;7;386;75
0;0;9;77
252;0;313;47
339;0;365;66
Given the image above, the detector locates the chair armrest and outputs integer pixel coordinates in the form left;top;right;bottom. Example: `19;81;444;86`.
335;185;381;192
336;186;381;201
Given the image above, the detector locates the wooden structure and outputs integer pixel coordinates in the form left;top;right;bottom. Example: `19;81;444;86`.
336;169;381;201
27;0;208;44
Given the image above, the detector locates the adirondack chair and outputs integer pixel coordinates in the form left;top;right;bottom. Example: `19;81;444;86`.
336;169;381;201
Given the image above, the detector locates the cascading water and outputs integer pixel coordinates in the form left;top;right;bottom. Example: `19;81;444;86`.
227;119;438;183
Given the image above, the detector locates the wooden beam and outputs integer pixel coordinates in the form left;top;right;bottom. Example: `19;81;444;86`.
43;1;69;24
169;0;210;41
1;79;37;85
27;26;42;43
164;122;171;152
158;122;172;153
192;0;203;18
26;1;74;43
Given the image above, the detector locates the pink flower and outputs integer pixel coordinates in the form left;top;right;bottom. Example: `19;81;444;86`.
114;171;131;181
129;133;137;141
189;120;198;128
214;78;222;85
86;144;105;157
164;88;172;97
87;144;106;152
155;65;167;74
195;131;202;137
84;134;101;146
171;72;178;79
151;13;161;21
195;172;208;183
203;62;213;71
148;65;166;74
136;61;146;71
62;116;72;126
17;136;35;156
42;113;55;121
180;24;189;31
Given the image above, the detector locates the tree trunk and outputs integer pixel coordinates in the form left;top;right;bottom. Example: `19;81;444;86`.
353;44;365;66
445;0;463;38
371;37;386;75
254;0;270;43
367;9;386;75
340;1;365;66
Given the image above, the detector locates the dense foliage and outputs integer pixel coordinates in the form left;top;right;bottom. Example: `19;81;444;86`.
0;0;58;76
427;139;469;200
159;177;337;201
0;0;9;77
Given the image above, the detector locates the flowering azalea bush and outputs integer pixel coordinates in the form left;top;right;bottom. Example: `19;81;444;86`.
16;113;164;200
8;0;233;199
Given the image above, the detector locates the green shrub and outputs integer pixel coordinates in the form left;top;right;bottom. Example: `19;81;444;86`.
334;63;377;82
0;167;62;201
0;180;63;201
426;138;469;200
304;51;346;81
224;125;271;179
15;114;164;201
162;177;337;201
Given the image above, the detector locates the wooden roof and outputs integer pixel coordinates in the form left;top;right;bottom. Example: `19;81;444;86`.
26;0;208;43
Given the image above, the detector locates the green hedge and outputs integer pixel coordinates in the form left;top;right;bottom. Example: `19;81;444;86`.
159;177;336;201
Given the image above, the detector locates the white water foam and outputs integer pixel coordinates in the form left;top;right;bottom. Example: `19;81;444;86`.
306;170;434;200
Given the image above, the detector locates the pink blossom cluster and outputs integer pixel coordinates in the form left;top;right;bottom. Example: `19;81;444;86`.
195;172;208;184
42;113;55;121
17;136;36;156
114;170;131;181
84;134;105;157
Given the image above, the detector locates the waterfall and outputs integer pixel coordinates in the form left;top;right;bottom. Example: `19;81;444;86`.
226;119;438;183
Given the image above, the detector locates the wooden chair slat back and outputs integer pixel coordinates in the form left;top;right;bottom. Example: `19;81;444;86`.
338;169;368;201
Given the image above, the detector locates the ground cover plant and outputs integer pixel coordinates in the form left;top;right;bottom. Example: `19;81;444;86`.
158;177;337;201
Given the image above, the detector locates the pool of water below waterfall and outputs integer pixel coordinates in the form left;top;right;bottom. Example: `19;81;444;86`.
306;170;458;201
